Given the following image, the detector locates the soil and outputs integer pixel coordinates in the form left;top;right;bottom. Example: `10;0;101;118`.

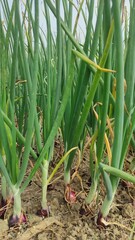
0;142;135;240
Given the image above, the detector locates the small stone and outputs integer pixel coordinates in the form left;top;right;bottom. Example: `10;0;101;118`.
81;233;87;240
38;232;48;240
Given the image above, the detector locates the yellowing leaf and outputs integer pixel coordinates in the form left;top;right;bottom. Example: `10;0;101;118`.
72;49;116;73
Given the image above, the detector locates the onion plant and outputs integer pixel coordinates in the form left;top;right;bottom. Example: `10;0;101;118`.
45;0;96;202
23;0;77;216
86;0;113;205
0;0;40;226
98;0;135;222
